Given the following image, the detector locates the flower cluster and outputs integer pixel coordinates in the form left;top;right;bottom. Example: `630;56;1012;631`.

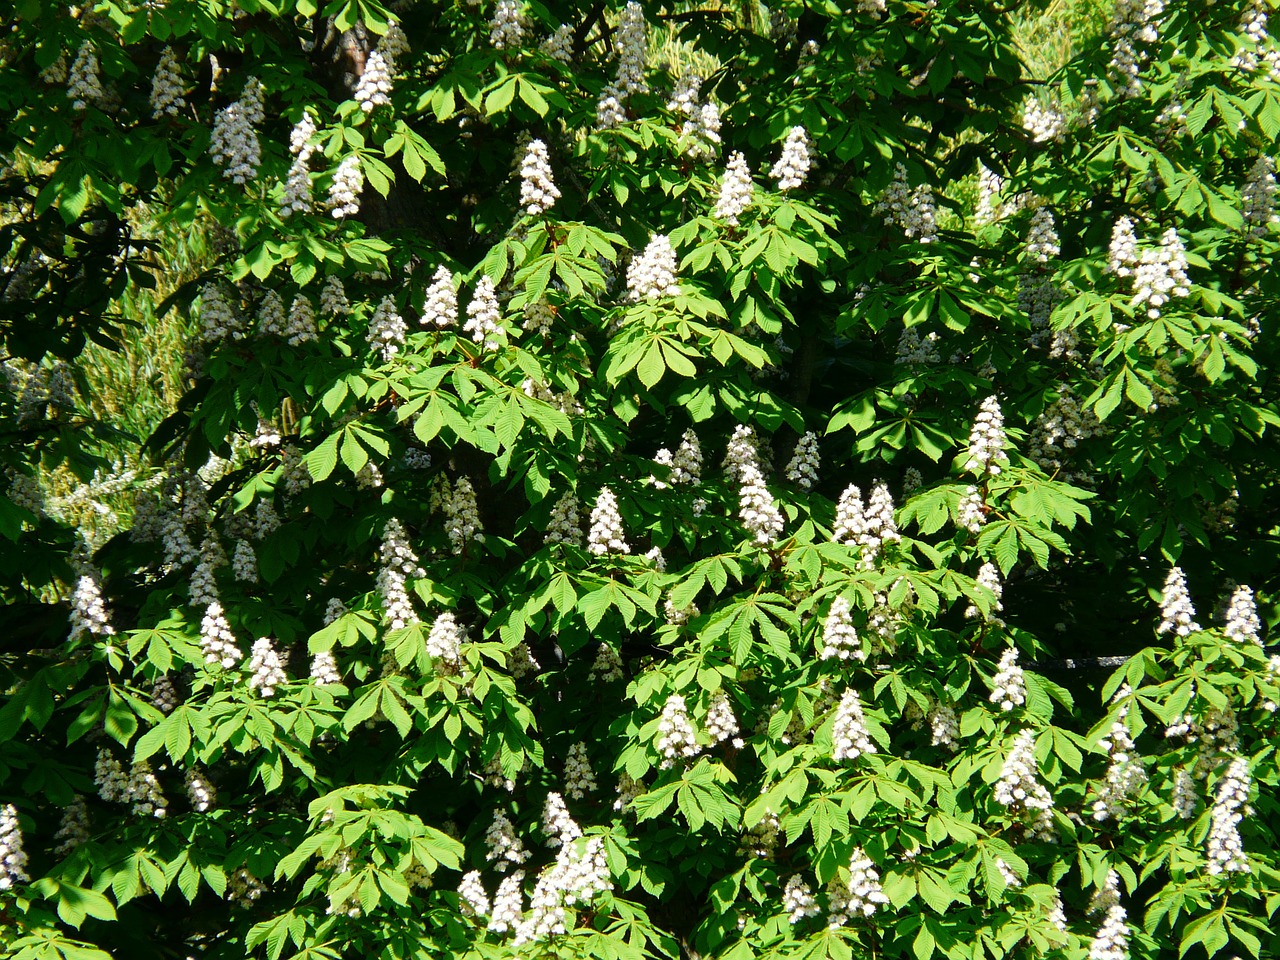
668;75;722;159
656;694;701;768
874;163;938;242
377;518;424;629
68;42;104;110
209;78;264;184
52;797;90;857
0;804;29;891
957;486;985;533
281;114;318;217
542;792;581;846
1024;207;1060;261
248;637;287;698
994;729;1055;838
285;295;318;345
1022;98;1064;142
831;688;876;761
513;836;611;944
485;809;530;871
965;562;1004;623
713;152;754;226
596;2;648;127
821;597;864;662
589;644;624;683
1206;756;1251;875
1107;0;1166;98
150;47;187;117
705;692;743;748
426;612;465;667
1091;689;1148;821
785;431;820;490
783;875;819;922
465;276;503;349
200;601;240;668
1156;565;1200;636
965;396;1008;477
627;234;680;300
354;50;392;113
519;139;560;215
587;487;630;556
329;155;364;219
738;457;784;545
1223;584;1261;643
770;126;811;191
443;477;485;554
1106;216;1140;276
311;650;341;685
988;647;1026;711
827;849;888;925
1242;156;1278;238
545;493;583;546
1130;228;1191;319
69;572;115;641
419;266;458;328
185;768;216;812
563;742;596;799
1088;873;1130;960
831;483;898;567
490;0;528;50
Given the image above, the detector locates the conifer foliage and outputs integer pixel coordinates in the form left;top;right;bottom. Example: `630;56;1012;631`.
1;3;1279;960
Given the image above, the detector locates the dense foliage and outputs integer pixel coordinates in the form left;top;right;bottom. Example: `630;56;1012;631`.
2;2;1279;960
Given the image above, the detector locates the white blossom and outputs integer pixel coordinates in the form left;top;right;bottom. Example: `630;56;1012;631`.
705;692;742;748
152;675;180;714
200;601;240;669
784;874;819;922
965;562;1004;622
587;487;630;556
1171;766;1196;818
67;42;104;111
627;234;680;301
1107;0;1165;98
672;430;703;485
713;151;754;226
1240;156;1278;238
227;869;266;908
69;572;115;641
821;597;864;662
965;396;1008;477
248;637;287;698
831;688;876;762
185;768;216;812
513;836;610;944
874;163;937;242
284;295;318;345
1090;902;1131;960
994;730;1055;839
488;870;525;933
770;126;811;191
257;290;287;337
1206;756;1251;875
958;486;985;533
1025;207;1061;262
785;431;820;490
738;462;784;545
320;276;350;317
94;749;129;803
52;797;90;857
444;477;485;554
328;155;363;218
509;641;540;678
542;24;574;62
367;296;407;362
1223;584;1261;644
589;644;624;683
464;276;503;349
420;266;459;328
1130;228;1190;320
564;742;597;799
929;702;959;749
519;139;560;215
595;2;648;128
1091;689;1148;821
1156;565;1200;637
150;47;187;117
209;78;264;184
827;848;888;925
833;484;868;546
1106;216;1140;277
988;647;1026;711
310;650;341;685
198;283;245;342
485;810;529;871
427;612;465;667
656;694;700;768
377;518;424;629
458;869;490;915
542;791;582;848
489;0;527;50
545;492;583;546
354;49;392;113
231;539;258;583
125;760;168;819
0;804;29;891
1022;99;1065;142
